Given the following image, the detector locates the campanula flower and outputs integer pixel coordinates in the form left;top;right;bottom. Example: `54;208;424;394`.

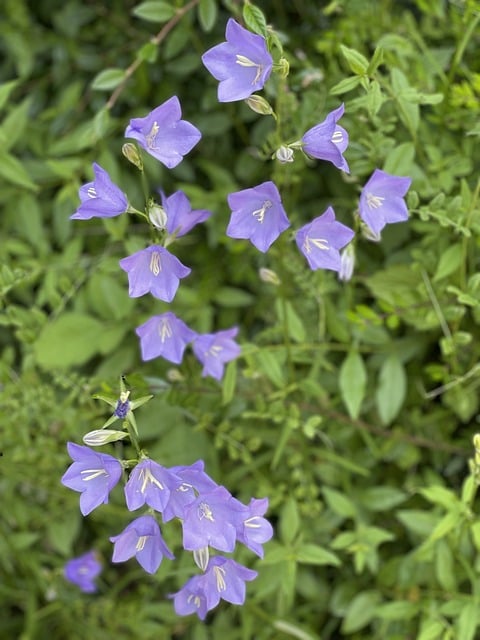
359;169;412;235
192;327;241;381
295;206;355;272
64;550;102;593
125;97;201;168
124;458;181;513
61;442;122;516
71;163;128;220
202;18;273;102
181;486;246;553
302;104;349;172
135;312;196;363
233;497;273;558
110;514;174;574
227;180;290;252
163;460;219;522
172;557;257;619
119;245;191;302
157;190;212;238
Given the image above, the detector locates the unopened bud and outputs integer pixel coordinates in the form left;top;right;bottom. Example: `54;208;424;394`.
361;223;382;243
275;57;290;78
148;203;167;230
83;429;129;446
245;94;274;116
166;368;184;382
122;143;143;170
259;267;280;285
338;244;355;282
276;146;294;164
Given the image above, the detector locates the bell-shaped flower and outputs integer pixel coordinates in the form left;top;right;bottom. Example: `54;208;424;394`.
181;486;246;553
61;442;122;516
119;245;191;303
301;104;349;172
172;557;257;619
71;163;128;220
64;550;102;593
358;169;412;235
156;190;212;238
227;180;290;253
125;96;201;168
233;497;273;558
202;18;273;102
135;312;196;363
163;460;219;522
295;206;355;272
110;514;174;574
124;458;181;513
192;327;241;381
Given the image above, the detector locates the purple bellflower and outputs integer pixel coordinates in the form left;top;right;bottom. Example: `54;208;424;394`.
135;312;196;363
61;442;122;516
163;460;219;522
295;206;355;272
124;458;181;513
301;104;349;172
227;181;290;253
173;557;257;620
192;327;241;381
125;96;201;168
181;486;246;553
359;168;412;235
158;190;212;238
119;245;191;303
71;163;128;220
233;497;273;558
110;514;174;574
64;550;102;593
202;18;273;102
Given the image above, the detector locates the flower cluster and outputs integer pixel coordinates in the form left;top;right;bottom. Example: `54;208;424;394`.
61;388;273;618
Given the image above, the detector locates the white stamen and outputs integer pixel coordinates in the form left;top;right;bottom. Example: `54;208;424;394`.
149;251;161;276
252;200;272;223
136;535;147;551
244;516;262;529
87;187;97;198
213;566;227;592
331;130;343;144
140;467;164;493
146;122;160;149
235;54;263;84
303;237;330;253
366;192;385;209
81;468;108;482
158;318;172;343
197;502;215;522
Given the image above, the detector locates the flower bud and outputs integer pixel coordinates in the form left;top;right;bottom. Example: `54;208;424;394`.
275;146;294;164
259;267;280;285
122;143;143;170
148;203;167;230
338;244;355;282
83;429;129;446
275;57;290;78
244;94;274;116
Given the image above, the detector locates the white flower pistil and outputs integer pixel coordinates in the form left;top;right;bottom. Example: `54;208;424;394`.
81;468;108;482
235;54;263;84
87;187;97;198
140;467;164;493
158;318;172;343
188;594;202;609
149;251;161;276
366;192;385;209
252;200;272;223
207;344;223;358
304;236;330;253
136;535;148;551
198;502;215;522
244;515;262;529
213;565;227;592
331;129;344;144
146;121;160;149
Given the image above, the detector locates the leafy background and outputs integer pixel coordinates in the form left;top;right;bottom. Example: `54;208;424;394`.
1;0;480;638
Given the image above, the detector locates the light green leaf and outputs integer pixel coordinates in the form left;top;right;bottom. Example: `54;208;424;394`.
132;1;176;22
222;360;237;405
0;79;19;111
296;543;341;566
0;151;38;191
323;487;357;519
91;68;126;91
341;590;381;634
340;45;369;75
434;243;463;281
376;354;406;425
279;498;300;545
242;3;268;37
339;350;367;419
198;0;217;31
457;602;479;640
384;142;415;175
330;75;362;95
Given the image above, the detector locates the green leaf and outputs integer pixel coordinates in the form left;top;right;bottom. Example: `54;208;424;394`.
457;602;479;640
296;543;341;566
376;354;406;425
360;486;407;511
435;538;456;591
91;68;126;91
341;590;381;633
339;350;367;419
275;299;306;343
329;75;362;95
132;1;176;22
198;0;217;31
0;79;19;111
279;497;300;544
375;601;420;621
242;3;268;38
340;45;369;75
0;151;38;191
323;487;358;519
384;142;415;175
433;243;463;281
255;349;285;388
222;360;237;405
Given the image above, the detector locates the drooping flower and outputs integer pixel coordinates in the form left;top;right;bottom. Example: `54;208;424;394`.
192;327;241;381
64;550;102;593
61;442;122;516
135;312;196;363
181;486;246;553
163;460;219;522
119;245;191;302
172;557;257;620
110;514;174;574
358;169;412;235
227;181;290;253
124;97;201;168
202;18;273;102
124;458;181;513
158;190;212;238
295;206;355;272
233;497;273;558
301;104;349;172
71;163;128;220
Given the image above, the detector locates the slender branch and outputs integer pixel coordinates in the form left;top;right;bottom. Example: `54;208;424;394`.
106;0;200;111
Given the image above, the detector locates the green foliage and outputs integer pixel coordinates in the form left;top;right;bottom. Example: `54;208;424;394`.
1;0;480;638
